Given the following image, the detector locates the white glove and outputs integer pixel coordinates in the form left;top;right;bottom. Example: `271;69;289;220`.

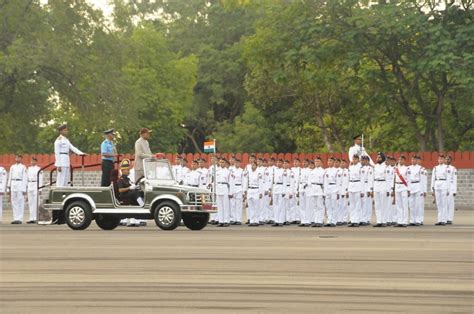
129;184;137;190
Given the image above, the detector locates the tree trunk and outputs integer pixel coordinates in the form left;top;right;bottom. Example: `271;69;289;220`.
314;102;335;152
436;93;445;152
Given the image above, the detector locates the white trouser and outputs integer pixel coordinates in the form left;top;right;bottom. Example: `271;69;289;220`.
286;196;295;222
299;192;306;222
360;193;372;222
265;194;273;221
447;193;455;221
348;192;361;224
408;192;422;224
56;167;70;187
302;195;312;224
325;193;338;224
216;194;230;223
0;195;3;222
258;197;266;222
395;191;409;225
230;192;243;223
374;191;389;224
417;194;425;223
11;191;25;221
338;195;347;223
282;196;290;222
389;195;397;222
247;197;260;224
435;189;448;223
308;195;324;224
273;194;284;224
27;190;38;221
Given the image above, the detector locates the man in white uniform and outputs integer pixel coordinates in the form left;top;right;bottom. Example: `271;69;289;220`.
282;160;294;225
8;154;27;224
348;155;363;227
431;155;450;225
26;156;43;224
244;161;263;226
348;134;374;165
300;160;314;227
394;156;409;227
360;155;374;225
407;155;423;226
307;157;325;227
446;156;457;224
323;157;339;227
229;158;244;225
298;159;310;227
216;158;231;227
0;165;7;223
386;157;397;225
373;153;390;227
185;160;201;187
54;124;85;186
272;159;285;227
198;159;209;191
339;159;350;225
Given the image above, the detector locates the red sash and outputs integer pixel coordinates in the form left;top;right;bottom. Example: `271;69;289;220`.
395;167;408;187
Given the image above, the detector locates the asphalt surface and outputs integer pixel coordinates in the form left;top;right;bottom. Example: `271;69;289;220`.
1;210;473;313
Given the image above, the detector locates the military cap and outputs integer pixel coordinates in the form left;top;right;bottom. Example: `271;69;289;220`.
103;128;115;135
353;134;362;140
413;155;421;160
352;154;360;159
361;155;369;161
120;159;131;170
139;127;152;134
57;124;68;131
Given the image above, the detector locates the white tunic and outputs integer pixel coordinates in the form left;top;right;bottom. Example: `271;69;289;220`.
229;167;244;195
323;167;339;195
431;165;449;191
348;163;363;192
0;167;7;193
54;135;84;167
27;165;43;191
394;165;409;192
215;167;230;195
245;169;263;199
8;163;27;192
307;167;325;196
373;163;389;192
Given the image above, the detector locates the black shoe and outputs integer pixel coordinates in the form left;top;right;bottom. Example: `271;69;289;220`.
435;222;444;226
216;223;224;227
373;223;382;227
224;223;230;227
298;224;306;227
360;222;367;226
395;224;406;227
349;223;359;227
267;220;274;224
139;221;147;227
415;223;421;226
409;223;416;226
327;223;336;227
447;221;452;225
283;222;291;225
11;220;22;224
381;223;387;227
312;223;323;228
26;220;36;224
336;222;343;226
259;221;265;225
272;223;279;227
295;220;301;224
235;222;242;225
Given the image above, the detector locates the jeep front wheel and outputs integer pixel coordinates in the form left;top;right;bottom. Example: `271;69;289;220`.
154;202;181;230
95;214;121;230
182;213;209;230
65;201;93;230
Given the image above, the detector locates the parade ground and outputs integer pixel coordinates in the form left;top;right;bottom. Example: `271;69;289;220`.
1;209;473;313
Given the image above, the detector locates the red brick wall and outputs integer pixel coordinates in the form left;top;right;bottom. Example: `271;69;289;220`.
0;152;472;170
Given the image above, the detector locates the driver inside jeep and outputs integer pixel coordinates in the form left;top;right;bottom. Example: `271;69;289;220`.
117;159;144;206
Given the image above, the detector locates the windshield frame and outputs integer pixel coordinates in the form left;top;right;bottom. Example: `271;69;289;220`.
143;158;176;182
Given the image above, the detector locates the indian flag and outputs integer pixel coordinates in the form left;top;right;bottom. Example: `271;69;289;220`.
203;140;216;153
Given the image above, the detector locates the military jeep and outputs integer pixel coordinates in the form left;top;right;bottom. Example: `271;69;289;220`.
43;158;216;231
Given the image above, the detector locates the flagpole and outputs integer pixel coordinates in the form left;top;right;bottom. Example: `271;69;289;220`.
213;139;217;206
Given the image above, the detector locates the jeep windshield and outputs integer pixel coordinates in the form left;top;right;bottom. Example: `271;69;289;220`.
144;159;175;181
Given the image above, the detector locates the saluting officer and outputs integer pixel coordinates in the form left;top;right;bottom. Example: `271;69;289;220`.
100;129;117;187
244;161;264;226
26;156;43;224
54;124;85;187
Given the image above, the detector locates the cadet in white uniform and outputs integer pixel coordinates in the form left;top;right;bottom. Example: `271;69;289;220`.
307;157;325;227
216;158;231;227
446;156;457;224
431;155;450;225
198;159;209;190
229;158;244;225
262;159;273;223
394;156;409;227
298;159;310;226
323;157;339;227
282;160;294;225
300;161;314;227
26;157;43;224
348;155;363;227
348;134;374;165
185;160;201;187
0;166;7;223
54;124;85;187
373;153;390;227
256;158;266;224
8;154;27;224
386;157;397;225
360;156;374;225
407;155;423;226
244;161;263;226
338;159;350;225
272;159;285;227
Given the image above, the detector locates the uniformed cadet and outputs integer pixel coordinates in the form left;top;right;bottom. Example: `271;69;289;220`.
172;155;182;183
348;134;374;165
198;159;209;190
394;156;409;227
338;159;350;225
185;160;201;187
407;155;424;226
54;124;85;187
216;158;231;227
134;128;153;180
282;160;294;225
26;157;43;224
0;165;7;223
360;155;374;225
272;159;285;227
229;155;236;173
307;157;325;227
246;154;257;173
208;156;219;224
418;157;428;225
323;157;339;227
264;158;276;223
348;155;363;227
431;155;450;225
290;159;301;224
386;157;397;225
244;161;264;226
100;129;117;187
298;159;310;226
300;160;314;227
373;153;390;227
7;154;27;224
446;156;457;224
256;158;266;224
229;158;244;225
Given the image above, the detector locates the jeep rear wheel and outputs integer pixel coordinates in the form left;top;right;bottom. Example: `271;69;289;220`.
65;201;92;230
154;202;181;230
95;214;121;230
183;213;209;230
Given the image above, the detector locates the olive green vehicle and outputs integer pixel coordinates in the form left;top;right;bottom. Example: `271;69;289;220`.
43;158;216;231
